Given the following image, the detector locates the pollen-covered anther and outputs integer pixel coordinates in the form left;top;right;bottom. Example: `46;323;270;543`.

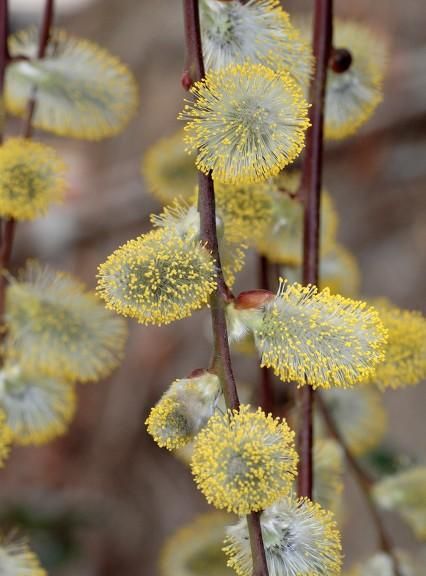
224;495;342;576
146;372;221;451
0;138;66;221
178;62;310;185
191;405;298;515
97;227;217;326
256;279;388;389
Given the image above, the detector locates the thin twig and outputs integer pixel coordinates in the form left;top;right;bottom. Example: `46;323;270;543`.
317;394;402;576
182;1;269;574
297;0;333;501
0;0;54;325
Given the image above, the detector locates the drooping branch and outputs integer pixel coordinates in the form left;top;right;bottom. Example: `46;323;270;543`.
297;0;333;500
182;1;269;574
317;394;402;576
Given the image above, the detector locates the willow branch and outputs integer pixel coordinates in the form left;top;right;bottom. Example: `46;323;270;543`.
0;0;54;325
258;256;274;413
297;0;333;500
317;394;402;576
182;1;269;574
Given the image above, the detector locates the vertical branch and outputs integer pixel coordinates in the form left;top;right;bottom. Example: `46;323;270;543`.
182;1;269;574
298;0;333;499
258;256;273;412
0;0;55;324
0;0;8;144
22;0;54;138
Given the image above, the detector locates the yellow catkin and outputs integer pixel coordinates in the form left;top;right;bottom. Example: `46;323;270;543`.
0;364;76;446
200;0;313;87
179;62;310;185
5;28;138;140
224;496;342;576
191;405;298;515
257;280;388;389
0;534;47;576
320;387;387;457
97;227;217;325
141;130;197;204
256;171;338;266
146;373;220;451
324;21;387;140
5;262;127;383
0;138;66;220
160;512;233;576
371;300;426;389
373;467;426;540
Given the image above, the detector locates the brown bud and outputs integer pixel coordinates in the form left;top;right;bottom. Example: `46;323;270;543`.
181;70;193;91
234;290;274;310
187;367;210;379
329;47;353;73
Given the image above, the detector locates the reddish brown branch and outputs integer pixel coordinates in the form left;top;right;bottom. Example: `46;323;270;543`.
297;0;333;501
182;1;269;574
0;0;55;326
317;394;402;576
22;0;54;138
258;256;274;413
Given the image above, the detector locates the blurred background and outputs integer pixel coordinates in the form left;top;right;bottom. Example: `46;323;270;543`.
1;0;425;574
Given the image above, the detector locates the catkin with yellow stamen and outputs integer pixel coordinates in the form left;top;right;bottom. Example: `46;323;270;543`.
97;228;217;326
257;280;387;389
191;405;298;515
6;28;138;140
0;138;66;221
224;495;342;576
179;62;310;184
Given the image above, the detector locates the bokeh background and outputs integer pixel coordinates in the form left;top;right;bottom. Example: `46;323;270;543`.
1;0;425;574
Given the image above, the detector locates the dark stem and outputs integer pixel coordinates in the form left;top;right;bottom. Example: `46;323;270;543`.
22;0;54;138
297;0;333;501
317;395;402;576
0;0;54;326
183;1;269;574
0;0;8;141
258;256;273;413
